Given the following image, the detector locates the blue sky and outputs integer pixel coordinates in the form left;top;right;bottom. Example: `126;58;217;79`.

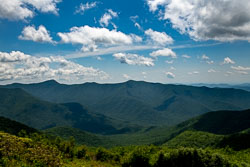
0;0;250;84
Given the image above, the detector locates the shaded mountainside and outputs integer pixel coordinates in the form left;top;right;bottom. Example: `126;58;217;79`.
121;109;250;146
177;109;250;135
4;80;250;126
0;109;249;150
45;109;250;148
156;109;250;146
0;116;38;136
218;129;250;150
0;88;138;134
159;109;250;149
0;115;113;147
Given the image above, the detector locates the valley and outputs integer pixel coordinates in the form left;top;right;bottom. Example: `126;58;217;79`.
0;80;250;166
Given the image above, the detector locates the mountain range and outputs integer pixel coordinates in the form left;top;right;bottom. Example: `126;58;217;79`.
3;80;250;127
191;83;250;92
0;80;250;154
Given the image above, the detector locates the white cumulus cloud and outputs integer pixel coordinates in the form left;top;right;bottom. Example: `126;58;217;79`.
147;0;250;42
75;2;97;14
188;71;200;75
0;51;109;83
201;55;209;60
231;66;250;71
208;69;216;73
99;9;118;27
0;0;61;21
222;57;235;65
170;66;176;70
130;15;143;31
165;60;174;64
24;0;61;14
165;71;175;79
200;54;213;64
113;53;154;66
237;71;248;75
123;74;131;80
182;55;190;59
147;0;169;12
19;25;55;44
231;66;250;75
150;48;176;58
145;29;173;45
58;26;139;52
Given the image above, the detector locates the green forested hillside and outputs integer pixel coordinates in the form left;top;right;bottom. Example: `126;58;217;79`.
164;131;223;148
0;109;250;166
0;88;139;134
0;88;71;129
4;80;250;126
0;116;38;136
44;109;250;148
177;109;250;134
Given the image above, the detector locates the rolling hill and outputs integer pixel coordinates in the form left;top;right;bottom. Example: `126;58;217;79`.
45;109;250;148
176;109;250;135
0;88;138;134
164;131;224;148
2;108;249;149
123;109;250;147
3;80;250;126
159;109;250;148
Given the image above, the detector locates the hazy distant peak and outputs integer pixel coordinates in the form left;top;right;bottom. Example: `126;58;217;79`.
40;79;59;85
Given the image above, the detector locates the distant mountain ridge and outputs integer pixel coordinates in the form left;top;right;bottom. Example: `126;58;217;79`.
3;80;250;126
192;83;250;92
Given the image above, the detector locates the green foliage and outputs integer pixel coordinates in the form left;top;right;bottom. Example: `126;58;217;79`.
121;146;154;167
1;130;250;167
95;147;120;163
76;145;87;159
154;148;232;167
219;130;250;150
0;132;62;167
165;131;224;148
